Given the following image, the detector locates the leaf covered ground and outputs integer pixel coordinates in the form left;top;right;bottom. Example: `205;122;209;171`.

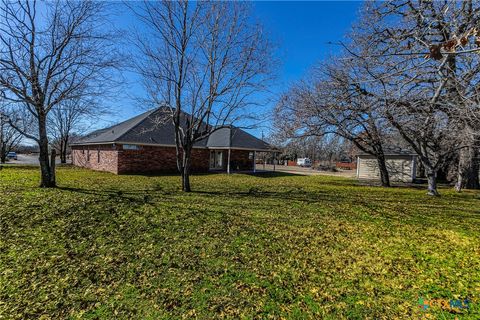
0;166;479;319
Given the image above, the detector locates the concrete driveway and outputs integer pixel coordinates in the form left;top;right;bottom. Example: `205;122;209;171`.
260;164;356;178
2;154;69;166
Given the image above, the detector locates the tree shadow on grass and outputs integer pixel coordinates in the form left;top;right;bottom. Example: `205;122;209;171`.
57;186;159;205
57;182;479;214
242;171;301;178
191;188;349;204
357;179;453;190
57;185;346;209
121;171;300;179
57;179;480;233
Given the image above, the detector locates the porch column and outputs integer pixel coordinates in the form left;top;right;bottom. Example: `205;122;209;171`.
356;156;360;178
227;148;231;174
273;152;276;171
253;151;256;173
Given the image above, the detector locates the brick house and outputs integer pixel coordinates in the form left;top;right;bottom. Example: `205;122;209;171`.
71;108;274;174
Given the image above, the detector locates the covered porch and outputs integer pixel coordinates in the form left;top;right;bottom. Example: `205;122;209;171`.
208;148;278;173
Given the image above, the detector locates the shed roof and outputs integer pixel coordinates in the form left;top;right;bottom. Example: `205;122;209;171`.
356;146;417;157
72;107;274;151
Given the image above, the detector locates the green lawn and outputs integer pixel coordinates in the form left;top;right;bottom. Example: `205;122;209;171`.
0;166;479;319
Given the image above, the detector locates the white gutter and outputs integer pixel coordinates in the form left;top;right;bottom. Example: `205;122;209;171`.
71;141;276;152
227;148;231;174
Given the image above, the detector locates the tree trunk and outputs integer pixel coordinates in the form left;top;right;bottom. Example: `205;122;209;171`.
181;169;191;192
0;119;4;164
455;144;480;192
417;161;425;178
181;164;191;192
426;169;439;196
38;113;56;188
59;140;65;164
60;136;69;164
181;146;192;192
0;144;5;164
377;155;391;187
50;149;56;186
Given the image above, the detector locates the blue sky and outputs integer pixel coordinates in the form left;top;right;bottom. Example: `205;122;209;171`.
104;1;362;138
254;1;361;84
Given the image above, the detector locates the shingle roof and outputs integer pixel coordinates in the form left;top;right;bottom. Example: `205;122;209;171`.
77;109;157;144
356;146;417;156
72;107;274;151
207;127;271;150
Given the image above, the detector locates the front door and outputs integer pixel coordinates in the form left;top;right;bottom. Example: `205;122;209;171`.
209;151;224;170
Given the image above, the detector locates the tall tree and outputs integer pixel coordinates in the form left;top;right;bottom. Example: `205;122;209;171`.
0;0;117;187
344;0;480;195
450;45;480;191
48;98;101;164
275;58;393;187
131;1;272;192
455;125;480;191
0;107;22;164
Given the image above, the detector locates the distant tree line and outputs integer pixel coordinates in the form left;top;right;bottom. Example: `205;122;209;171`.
274;0;480;195
269;135;355;169
0;0;117;185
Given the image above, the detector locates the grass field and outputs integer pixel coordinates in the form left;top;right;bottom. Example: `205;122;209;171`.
0;166;479;319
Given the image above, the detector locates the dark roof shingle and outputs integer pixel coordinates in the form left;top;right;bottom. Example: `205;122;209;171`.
73;107;273;151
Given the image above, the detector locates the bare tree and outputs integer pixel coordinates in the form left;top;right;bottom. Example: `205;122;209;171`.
0;107;22;164
338;0;480;195
455;125;480;191
275;57;393;187
131;1;272;192
48;98;102;164
0;0;117;187
271;135;328;167
451;48;480;191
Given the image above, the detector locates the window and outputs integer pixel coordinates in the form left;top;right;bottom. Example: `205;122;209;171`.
209;151;224;169
209;151;215;168
249;152;254;160
82;148;85;155
217;152;223;168
123;144;140;150
97;150;100;163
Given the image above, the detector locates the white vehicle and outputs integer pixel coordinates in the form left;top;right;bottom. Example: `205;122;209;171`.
7;152;17;160
296;158;312;167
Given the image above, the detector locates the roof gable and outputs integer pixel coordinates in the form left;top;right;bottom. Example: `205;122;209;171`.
77;109;156;144
73;108;273;151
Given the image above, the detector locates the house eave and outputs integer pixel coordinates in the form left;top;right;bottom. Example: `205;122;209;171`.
356;153;417;157
70;141;277;152
206;146;279;152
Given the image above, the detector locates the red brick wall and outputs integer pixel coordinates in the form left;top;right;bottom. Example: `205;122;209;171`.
72;145;118;174
117;146;210;174
72;144;254;174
